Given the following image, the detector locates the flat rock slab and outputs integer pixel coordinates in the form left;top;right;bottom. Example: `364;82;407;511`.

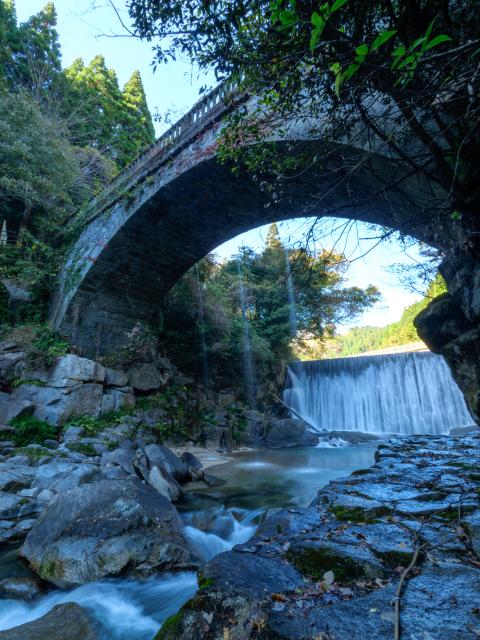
0;603;97;640
156;430;480;640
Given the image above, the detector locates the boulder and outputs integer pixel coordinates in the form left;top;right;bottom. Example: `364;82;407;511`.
27;355;105;388
127;363;165;391
104;367;128;387
32;460;80;490
20;479;196;587
148;466;181;501
264;418;319;448
0;351;25;382
100;387;135;414
63;426;84;443
181;452;203;472
0;393;34;424
0;603;97;640
144;445;190;482
0;576;42;600
0;464;35;492
101;447;136;475
0;493;21;518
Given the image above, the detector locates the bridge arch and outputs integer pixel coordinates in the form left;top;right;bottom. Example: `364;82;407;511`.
51;89;450;357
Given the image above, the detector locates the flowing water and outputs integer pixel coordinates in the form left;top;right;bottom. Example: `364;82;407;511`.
284;249;298;339
283;351;473;435
0;444;376;638
237;260;257;407
194;264;209;392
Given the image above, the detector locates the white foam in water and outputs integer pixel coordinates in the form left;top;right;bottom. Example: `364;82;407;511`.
237;461;278;469
283;352;474;435
315;437;349;448
0;574;198;640
185;507;258;563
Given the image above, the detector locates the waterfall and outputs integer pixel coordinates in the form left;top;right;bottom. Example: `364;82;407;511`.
194;264;209;392
284;249;297;339
283;351;474;435
237;260;257;407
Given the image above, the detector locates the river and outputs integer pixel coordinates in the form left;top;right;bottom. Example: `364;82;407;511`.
0;442;376;639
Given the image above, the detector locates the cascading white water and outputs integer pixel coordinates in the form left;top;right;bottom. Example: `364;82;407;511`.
284;249;298;339
194;263;210;391
283;351;474;435
237;260;257;407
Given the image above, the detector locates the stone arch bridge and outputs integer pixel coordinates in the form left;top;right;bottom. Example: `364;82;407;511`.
50;81;479;417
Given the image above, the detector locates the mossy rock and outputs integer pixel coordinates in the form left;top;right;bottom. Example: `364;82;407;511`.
286;541;385;582
155;612;185;639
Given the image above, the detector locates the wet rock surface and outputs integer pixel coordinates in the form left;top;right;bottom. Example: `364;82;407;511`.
0;602;98;639
19;478;197;587
157;430;480;640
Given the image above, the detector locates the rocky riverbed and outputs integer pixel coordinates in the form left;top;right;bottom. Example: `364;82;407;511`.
157;430;480;640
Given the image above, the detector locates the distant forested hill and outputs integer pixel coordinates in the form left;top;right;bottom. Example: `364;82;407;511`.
324;275;447;358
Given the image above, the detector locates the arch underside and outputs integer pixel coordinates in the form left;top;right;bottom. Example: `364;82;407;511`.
55;142;446;357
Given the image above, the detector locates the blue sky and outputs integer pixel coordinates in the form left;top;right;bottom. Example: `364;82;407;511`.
17;1;427;329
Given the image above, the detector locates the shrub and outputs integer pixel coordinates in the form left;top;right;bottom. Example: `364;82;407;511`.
8;324;69;368
9;415;57;447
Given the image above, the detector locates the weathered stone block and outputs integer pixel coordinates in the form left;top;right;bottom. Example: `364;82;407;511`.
127;363;165;391
0;392;34;424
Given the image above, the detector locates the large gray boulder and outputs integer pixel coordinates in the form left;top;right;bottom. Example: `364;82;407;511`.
25;354;105;388
20;479;196;587
0;603;97;639
264;418;319;448
144;444;190;482
13;383;103;425
127;363;166;391
0;392;34;424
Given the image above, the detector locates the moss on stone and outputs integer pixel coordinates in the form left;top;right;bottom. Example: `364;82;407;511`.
66;443;96;456
155;612;184;639
286;545;365;582
197;573;215;590
372;549;414;568
329;504;383;523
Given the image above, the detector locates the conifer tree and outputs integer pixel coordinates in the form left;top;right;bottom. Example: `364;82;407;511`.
121;70;155;160
0;0;20;86
15;2;62;94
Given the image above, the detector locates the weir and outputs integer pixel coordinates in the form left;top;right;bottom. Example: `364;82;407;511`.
283;351;474;435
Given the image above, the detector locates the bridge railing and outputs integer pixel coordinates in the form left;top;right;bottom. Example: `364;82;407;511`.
83;77;243;222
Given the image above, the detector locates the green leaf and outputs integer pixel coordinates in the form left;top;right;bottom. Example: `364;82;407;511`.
424;18;435;42
330;62;341;74
330;0;349;13
410;35;426;50
311;11;325;28
310;29;320;51
424;34;452;51
335;72;342;97
355;44;369;56
371;29;397;51
342;62;360;82
396;53;418;70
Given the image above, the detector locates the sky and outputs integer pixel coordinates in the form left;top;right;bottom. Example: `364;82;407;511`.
16;0;428;329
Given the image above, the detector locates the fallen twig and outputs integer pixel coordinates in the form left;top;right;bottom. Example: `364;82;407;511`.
394;540;427;640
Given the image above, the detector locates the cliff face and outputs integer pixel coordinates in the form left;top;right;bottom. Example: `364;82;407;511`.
415;255;480;423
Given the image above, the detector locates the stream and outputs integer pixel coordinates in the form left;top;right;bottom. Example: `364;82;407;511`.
0;443;377;639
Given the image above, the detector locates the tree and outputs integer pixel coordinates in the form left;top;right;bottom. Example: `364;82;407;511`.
11;2;61;96
122;70;155;157
65;57;155;167
160;230;379;395
0;0;18;86
124;0;480;258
